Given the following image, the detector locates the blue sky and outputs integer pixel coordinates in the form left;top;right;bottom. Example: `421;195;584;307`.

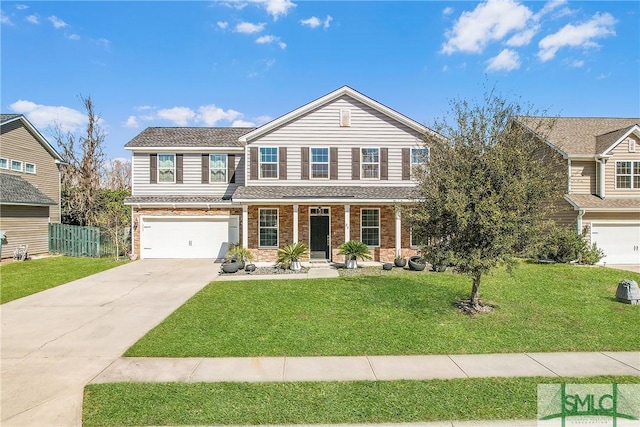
2;0;639;160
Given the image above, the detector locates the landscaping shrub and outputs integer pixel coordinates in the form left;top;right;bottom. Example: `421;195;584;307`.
535;226;586;263
580;242;604;265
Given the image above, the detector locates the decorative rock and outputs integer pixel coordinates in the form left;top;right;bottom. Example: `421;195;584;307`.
244;263;257;273
615;279;640;305
382;262;393;270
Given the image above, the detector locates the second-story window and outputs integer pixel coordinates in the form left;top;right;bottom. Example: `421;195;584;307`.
616;161;640;189
0;158;7;169
158;154;175;183
311;147;329;179
361;148;379;179
260;147;278;179
210;154;227;183
25;163;36;174
11;160;22;172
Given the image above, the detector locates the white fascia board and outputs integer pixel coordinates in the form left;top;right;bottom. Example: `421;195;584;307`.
602;125;640;155
239;86;434;143
125;146;244;153
125;201;239;208
233;198;417;204
0;201;56;207
563;195;581;210
3;116;65;162
566;154;599;160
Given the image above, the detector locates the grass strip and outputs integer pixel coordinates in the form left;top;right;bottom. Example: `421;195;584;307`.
1;256;126;303
83;376;638;426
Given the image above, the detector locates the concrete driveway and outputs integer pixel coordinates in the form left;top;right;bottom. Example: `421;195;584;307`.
1;259;218;427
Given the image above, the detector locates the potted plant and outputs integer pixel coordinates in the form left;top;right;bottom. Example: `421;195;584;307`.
227;243;254;270
277;242;308;271
221;258;239;274
394;250;406;267
338;240;372;269
408;255;427;271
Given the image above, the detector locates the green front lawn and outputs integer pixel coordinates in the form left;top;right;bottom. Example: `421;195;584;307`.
83;376;638;426
126;263;640;357
0;256;126;303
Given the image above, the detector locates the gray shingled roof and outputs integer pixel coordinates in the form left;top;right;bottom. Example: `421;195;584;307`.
125;195;232;204
234;186;417;200
0;114;21;123
518;117;640;155
0;173;56;206
565;194;640;210
124;127;255;148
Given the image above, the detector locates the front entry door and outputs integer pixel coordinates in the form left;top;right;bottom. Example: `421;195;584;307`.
310;215;330;260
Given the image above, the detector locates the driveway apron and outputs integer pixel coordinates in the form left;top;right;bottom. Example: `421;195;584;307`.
1;258;218;427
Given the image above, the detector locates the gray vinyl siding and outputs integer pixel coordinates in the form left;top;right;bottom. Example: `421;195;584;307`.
570;160;596;194
132;152;244;197
0;205;50;257
605;135;640;197
246;95;424;186
0;120;61;222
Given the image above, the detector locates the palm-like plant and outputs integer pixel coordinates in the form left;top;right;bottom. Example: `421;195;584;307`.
277;242;308;270
226;243;254;268
338;240;372;268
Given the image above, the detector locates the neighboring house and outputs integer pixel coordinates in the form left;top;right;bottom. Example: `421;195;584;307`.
519;117;640;265
125;86;435;262
0;114;64;258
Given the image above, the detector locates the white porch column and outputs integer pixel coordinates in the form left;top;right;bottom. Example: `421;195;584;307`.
344;205;350;242
395;207;402;256
242;205;248;248
293;205;299;243
598;158;606;198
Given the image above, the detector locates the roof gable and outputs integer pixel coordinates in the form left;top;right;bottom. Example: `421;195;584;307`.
239;86;433;143
0;114;64;162
599;124;640;155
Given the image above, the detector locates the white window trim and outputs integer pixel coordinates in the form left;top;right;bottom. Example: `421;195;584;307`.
10;159;23;172
0;158;8;169
360;208;380;247
258;208;279;248
259;147;279;180
209;154;227;183
615;160;640;190
361;147;380;180
157;153;176;184
24;162;36;174
310;147;330;180
409;227;419;249
411;147;429;177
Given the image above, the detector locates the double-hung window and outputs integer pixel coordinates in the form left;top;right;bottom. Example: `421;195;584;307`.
25;163;36;174
0;158;7;169
616;161;640;189
361;148;379;179
411;148;429;174
158;154;175;183
10;160;22;172
361;208;380;247
210;154;227;183
311;147;329;179
260;147;278;179
259;208;278;247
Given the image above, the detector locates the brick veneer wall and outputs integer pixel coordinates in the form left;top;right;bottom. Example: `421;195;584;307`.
132;207;242;258
248;205;294;262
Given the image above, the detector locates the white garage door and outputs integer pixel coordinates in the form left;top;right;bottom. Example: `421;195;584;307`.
591;223;640;265
141;216;239;259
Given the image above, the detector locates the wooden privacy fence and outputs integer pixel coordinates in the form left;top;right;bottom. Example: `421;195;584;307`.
49;223;102;257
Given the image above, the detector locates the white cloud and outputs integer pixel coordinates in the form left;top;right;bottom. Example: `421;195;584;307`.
536;0;566;19
323;15;333;29
443;7;454;16
537;12;616;62
217;21;228;29
123;116;139;128
254;0;296;20
256;35;286;49
300;16;321;28
135;105;154;111
157;107;196;126
442;0;533;54
235;21;265;34
26;14;39;24
485;48;521;72
232;119;255;127
48;15;68;29
1;10;13;25
568;59;584;67
197;105;242;126
506;26;538;47
67;34;80;40
9;100;86;133
220;0;248;10
15;4;29;10
255;115;273;124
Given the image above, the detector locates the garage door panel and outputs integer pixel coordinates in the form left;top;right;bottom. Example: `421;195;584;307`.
591;224;640;265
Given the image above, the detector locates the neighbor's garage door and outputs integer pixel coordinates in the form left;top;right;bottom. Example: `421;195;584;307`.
141;217;238;259
591;223;640;265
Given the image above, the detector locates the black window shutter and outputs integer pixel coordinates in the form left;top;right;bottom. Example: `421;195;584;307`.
380;148;388;180
301;147;309;180
279;147;287;180
250;147;258;180
228;154;236;183
351;148;360;180
176;154;183;184
402;148;410;180
150;154;157;184
330;147;338;180
201;154;209;184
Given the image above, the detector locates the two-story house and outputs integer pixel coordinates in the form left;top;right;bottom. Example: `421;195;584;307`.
518;117;640;265
0;114;64;258
125;86;434;262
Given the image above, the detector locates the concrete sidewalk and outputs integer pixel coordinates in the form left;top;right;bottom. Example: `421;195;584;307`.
91;351;640;384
